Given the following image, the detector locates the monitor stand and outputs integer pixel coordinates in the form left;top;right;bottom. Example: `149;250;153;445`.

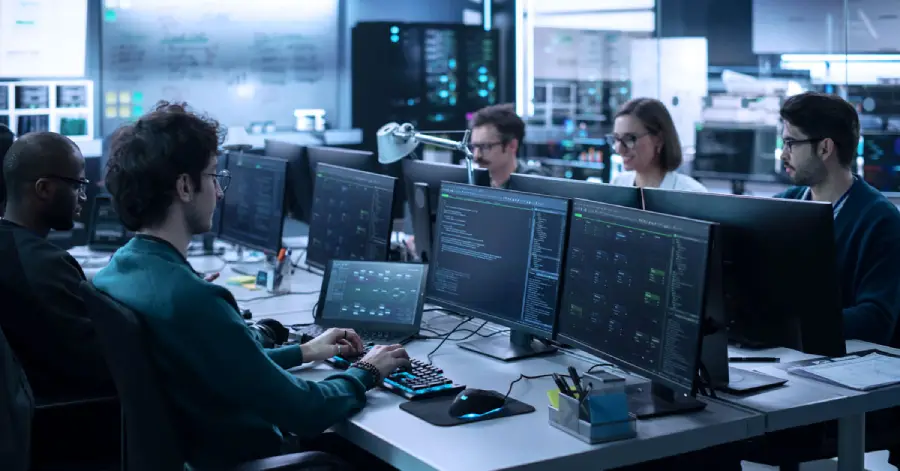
627;382;706;419
458;330;556;362
224;246;268;276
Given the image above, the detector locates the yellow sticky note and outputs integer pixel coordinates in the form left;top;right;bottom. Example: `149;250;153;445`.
105;106;118;118
227;275;256;285
241;283;259;291
119;106;132;118
119;91;132;104
547;389;560;409
105;91;117;105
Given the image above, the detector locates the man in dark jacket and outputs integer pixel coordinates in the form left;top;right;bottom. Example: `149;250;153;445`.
0;324;32;471
0;124;16;217
0;132;113;398
776;92;900;346
0;132;118;468
764;91;900;468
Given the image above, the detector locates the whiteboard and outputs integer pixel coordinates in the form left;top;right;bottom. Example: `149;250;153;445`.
0;0;88;77
100;0;339;133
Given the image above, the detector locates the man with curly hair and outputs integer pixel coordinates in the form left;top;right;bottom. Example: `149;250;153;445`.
94;101;407;470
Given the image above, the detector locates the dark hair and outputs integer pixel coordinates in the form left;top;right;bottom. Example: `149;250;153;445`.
470;104;526;146
780;92;859;168
105;101;224;231
616;98;683;172
2;132;77;204
0;124;16;211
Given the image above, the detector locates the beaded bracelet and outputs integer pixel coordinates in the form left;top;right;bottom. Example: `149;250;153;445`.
351;361;382;388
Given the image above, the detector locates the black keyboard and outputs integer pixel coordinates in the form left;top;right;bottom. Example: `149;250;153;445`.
325;345;466;401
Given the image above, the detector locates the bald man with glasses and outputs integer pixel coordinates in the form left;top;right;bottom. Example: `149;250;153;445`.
0;131;113;399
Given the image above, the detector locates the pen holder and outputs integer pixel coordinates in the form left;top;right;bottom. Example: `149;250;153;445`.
256;259;292;294
548;384;636;444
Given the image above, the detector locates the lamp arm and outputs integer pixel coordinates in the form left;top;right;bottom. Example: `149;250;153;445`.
402;130;476;185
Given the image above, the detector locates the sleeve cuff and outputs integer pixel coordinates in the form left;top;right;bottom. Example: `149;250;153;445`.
266;344;305;367
343;367;377;390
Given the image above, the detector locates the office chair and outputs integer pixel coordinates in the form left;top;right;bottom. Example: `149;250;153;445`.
79;281;353;471
0;324;33;471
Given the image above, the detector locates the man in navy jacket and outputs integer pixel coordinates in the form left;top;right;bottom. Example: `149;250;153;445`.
777;91;900;348
775;91;900;467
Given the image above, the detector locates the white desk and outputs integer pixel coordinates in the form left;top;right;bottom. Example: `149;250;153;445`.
86;250;900;471
724;342;900;471
209;259;764;471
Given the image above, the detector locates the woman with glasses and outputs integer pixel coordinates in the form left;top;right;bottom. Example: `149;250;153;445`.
607;98;707;192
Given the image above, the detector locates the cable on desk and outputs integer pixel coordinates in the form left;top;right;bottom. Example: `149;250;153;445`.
417;326;508;341
304;265;324;276
234;291;320;303
290;249;307;269
425;317;477;364
501;363;613;401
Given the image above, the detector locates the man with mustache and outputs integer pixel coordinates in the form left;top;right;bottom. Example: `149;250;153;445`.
469;103;549;188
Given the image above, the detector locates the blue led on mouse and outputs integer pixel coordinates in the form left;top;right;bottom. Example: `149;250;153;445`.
448;388;506;419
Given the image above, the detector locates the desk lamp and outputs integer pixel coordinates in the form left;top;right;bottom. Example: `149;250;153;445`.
376;122;477;185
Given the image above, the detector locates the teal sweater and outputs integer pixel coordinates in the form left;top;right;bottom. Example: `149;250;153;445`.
93;236;375;469
777;178;900;346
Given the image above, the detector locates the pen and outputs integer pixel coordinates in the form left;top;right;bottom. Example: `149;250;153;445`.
578;383;594;419
553;373;572;396
729;357;780;363
567;366;584;398
276;248;287;270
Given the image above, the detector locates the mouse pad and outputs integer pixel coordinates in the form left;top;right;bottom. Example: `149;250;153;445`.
399;394;535;427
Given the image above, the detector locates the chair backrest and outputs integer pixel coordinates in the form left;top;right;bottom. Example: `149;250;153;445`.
79;281;184;471
0;324;33;471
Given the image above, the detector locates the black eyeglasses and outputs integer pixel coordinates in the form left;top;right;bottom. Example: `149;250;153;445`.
42;175;90;196
207;169;231;191
605;132;652;150
467;141;505;153
782;138;823;153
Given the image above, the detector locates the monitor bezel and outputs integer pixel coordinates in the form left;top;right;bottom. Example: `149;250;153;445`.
641;186;845;358
401;159;491;214
507;172;643;209
305;163;399;270
425;182;572;339
217;152;288;255
87;193;133;252
556;198;716;395
315;260;428;332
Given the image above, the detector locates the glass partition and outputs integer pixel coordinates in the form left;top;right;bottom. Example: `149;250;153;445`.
515;0;883;194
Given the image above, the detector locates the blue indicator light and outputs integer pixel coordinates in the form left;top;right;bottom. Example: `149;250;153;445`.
459;407;503;419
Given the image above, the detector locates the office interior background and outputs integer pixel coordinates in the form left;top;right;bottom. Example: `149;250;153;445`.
5;1;900;471
7;0;899;201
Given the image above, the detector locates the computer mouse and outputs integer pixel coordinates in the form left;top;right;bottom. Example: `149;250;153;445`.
448;388;506;419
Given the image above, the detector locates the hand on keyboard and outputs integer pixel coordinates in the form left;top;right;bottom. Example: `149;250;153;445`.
360;344;411;378
302;328;367;362
326;345;465;400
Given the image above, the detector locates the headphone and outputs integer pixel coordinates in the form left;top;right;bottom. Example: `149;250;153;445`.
241;309;290;348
